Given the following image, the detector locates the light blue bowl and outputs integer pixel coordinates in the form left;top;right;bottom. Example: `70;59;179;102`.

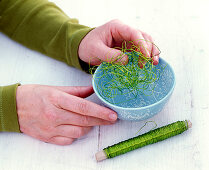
92;58;175;121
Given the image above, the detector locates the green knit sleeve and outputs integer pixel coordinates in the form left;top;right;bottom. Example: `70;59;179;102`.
0;0;94;132
0;0;93;71
0;84;21;132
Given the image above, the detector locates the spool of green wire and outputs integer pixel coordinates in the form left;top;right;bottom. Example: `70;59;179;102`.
95;120;192;161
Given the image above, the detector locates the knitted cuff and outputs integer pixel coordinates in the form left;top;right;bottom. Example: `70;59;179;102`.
68;27;94;73
0;83;21;132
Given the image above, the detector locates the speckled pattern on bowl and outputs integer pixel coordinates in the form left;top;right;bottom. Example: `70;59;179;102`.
92;58;175;121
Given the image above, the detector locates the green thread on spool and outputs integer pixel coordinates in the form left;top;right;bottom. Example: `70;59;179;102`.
103;120;189;159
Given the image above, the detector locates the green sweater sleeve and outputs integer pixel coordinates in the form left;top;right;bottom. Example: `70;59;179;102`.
0;0;93;70
0;0;93;132
0;84;20;132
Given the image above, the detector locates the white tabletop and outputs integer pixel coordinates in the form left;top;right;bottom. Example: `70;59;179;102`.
0;0;209;169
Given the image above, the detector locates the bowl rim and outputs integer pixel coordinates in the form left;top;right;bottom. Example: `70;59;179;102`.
92;58;176;110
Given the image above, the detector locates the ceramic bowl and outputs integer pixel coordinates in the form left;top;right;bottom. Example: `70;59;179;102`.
92;58;175;121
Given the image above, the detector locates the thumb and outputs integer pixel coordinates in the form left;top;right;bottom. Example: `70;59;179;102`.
96;43;129;65
53;86;94;98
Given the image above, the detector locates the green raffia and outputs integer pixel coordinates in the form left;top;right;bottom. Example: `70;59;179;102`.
103;120;189;159
90;39;167;105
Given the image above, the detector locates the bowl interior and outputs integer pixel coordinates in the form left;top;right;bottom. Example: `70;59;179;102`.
93;58;175;108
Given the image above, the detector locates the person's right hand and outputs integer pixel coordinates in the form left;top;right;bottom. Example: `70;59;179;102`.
79;19;160;67
16;84;117;145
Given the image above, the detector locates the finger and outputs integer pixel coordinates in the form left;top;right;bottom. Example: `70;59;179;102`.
55;125;92;139
55;108;114;126
96;42;128;65
139;31;153;55
48;136;74;145
137;32;153;67
53;86;94;98
57;93;118;121
141;31;160;65
111;21;150;58
151;43;160;65
131;33;151;59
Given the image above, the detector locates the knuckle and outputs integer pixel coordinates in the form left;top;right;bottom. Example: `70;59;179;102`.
125;26;131;32
41;125;54;134
43;137;51;143
109;19;120;24
48;92;59;104
147;34;152;39
106;19;122;29
81;116;90;126
74;86;82;93
74;127;84;138
44;108;58;123
138;31;143;38
76;102;88;114
147;34;153;41
37;134;51;143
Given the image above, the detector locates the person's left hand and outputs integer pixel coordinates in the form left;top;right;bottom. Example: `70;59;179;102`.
16;85;117;145
78;19;160;66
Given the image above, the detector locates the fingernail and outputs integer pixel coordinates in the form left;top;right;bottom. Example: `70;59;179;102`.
153;56;159;65
109;113;117;121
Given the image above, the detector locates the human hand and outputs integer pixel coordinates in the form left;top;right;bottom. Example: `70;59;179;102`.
16;85;117;145
78;19;160;66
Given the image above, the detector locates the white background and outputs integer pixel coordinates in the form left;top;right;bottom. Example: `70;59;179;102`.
0;0;209;169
